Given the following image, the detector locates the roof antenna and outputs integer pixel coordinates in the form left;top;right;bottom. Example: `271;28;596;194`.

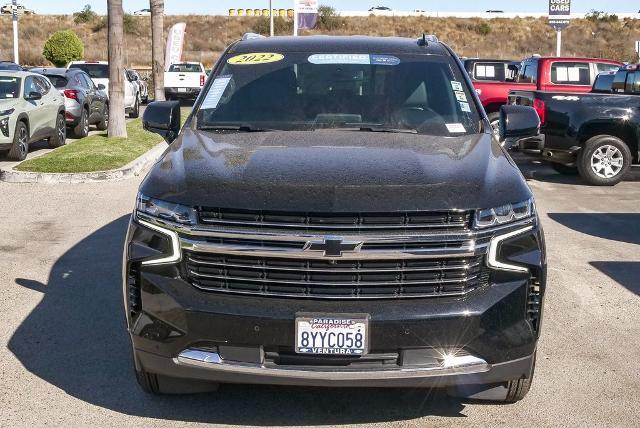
417;33;428;47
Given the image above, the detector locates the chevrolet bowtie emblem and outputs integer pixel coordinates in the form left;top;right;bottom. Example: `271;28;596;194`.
303;237;364;257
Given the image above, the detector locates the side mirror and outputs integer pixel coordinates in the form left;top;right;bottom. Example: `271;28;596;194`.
25;91;42;101
142;101;181;144
97;84;106;90
499;105;540;148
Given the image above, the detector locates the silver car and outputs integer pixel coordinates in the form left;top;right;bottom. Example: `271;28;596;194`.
30;68;108;138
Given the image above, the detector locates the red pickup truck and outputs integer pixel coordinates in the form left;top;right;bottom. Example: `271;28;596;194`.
471;56;623;133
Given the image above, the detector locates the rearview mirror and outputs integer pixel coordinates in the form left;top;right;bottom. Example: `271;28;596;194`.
25;91;42;101
142;101;181;144
499;105;540;149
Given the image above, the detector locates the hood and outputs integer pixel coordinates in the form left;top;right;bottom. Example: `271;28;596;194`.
140;129;531;212
0;98;19;111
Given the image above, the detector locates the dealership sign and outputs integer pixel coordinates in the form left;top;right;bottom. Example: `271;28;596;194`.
296;0;318;30
549;0;570;31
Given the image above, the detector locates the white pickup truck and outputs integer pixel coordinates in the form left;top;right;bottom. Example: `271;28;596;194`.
164;62;207;101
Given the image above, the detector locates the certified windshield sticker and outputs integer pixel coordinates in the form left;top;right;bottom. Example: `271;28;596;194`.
227;53;284;65
308;54;400;66
446;123;466;133
450;81;463;92
459;101;471;112
454;91;467;102
201;75;231;109
309;54;370;65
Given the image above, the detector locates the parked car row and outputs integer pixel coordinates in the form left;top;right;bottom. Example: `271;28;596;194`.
509;64;640;186
463;56;623;134
0;70;65;160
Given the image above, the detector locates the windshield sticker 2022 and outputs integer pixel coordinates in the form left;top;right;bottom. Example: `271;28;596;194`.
227;53;285;65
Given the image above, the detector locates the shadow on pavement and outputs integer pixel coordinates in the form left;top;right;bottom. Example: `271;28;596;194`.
8;215;466;424
547;213;640;246
589;261;640;296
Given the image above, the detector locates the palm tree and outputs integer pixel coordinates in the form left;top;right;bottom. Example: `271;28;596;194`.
107;0;127;137
150;0;165;101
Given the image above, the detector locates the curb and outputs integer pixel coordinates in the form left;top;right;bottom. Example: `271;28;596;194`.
0;143;167;184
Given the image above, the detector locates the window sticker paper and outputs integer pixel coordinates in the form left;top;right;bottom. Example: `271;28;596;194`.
201;75;231;109
446;123;466;133
454;91;467;102
459;101;471;112
450;81;463;91
227;53;284;65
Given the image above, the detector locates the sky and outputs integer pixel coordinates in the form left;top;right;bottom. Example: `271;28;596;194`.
17;0;639;15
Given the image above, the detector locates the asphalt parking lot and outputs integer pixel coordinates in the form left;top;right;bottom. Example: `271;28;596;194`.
0;155;638;427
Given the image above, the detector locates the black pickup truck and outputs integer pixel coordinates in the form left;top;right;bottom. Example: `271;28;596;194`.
509;64;640;185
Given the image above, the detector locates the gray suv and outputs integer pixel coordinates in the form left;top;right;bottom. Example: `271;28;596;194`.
31;68;108;138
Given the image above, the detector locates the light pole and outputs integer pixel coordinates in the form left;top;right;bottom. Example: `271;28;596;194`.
269;0;274;36
12;0;19;64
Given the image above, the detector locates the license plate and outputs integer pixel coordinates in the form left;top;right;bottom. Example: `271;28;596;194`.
178;88;187;93
295;314;368;355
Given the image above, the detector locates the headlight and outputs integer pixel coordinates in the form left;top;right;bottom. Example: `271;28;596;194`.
474;199;534;229
0;108;15;116
0;117;9;137
136;194;197;225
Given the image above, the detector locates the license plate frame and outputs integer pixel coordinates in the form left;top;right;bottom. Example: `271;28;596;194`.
295;313;370;356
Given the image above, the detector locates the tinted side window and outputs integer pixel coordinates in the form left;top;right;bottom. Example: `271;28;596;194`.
80;73;94;89
592;74;615;93
34;76;50;94
24;76;38;96
518;60;537;84
626;72;640;94
550;62;590;85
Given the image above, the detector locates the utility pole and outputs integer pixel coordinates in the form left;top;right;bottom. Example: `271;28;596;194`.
12;0;18;64
556;30;561;56
269;0;274;36
293;1;298;36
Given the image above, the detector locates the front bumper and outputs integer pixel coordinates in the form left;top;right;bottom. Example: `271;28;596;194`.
125;218;545;388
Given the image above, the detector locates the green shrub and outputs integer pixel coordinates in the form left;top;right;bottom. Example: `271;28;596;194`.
73;4;98;24
252;16;292;35
42;30;84;67
91;14;138;34
585;10;618;23
317;5;345;31
475;22;491;35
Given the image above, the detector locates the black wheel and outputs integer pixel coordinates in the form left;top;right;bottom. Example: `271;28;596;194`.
142;95;149;104
48;114;67;148
488;112;500;141
96;103;109;131
73;107;89;138
577;135;631;186
129;95;140;118
550;162;578;175
7;121;29;161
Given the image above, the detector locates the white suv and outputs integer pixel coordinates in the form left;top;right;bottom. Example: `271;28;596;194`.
0;71;65;160
67;61;140;118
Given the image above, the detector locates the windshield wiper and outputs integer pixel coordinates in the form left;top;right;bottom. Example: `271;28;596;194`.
323;123;418;134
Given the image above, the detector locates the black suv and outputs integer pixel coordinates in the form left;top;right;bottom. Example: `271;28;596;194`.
126;35;546;402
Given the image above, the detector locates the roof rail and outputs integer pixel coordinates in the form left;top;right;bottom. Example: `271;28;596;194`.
417;34;438;46
242;32;266;41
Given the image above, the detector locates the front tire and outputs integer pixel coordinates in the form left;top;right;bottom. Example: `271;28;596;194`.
48;114;67;148
129;95;140;119
72;108;89;138
7;121;29;161
96;104;109;131
577;135;631;186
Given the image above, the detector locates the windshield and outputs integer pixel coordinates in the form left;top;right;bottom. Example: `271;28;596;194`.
0;76;20;99
168;63;202;73
196;52;481;136
69;64;108;79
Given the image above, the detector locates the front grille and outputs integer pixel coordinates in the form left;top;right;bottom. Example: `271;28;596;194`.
184;251;489;299
198;207;472;233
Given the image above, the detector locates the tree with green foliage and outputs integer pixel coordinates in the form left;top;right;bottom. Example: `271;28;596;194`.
73;4;98;24
42;30;84;67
